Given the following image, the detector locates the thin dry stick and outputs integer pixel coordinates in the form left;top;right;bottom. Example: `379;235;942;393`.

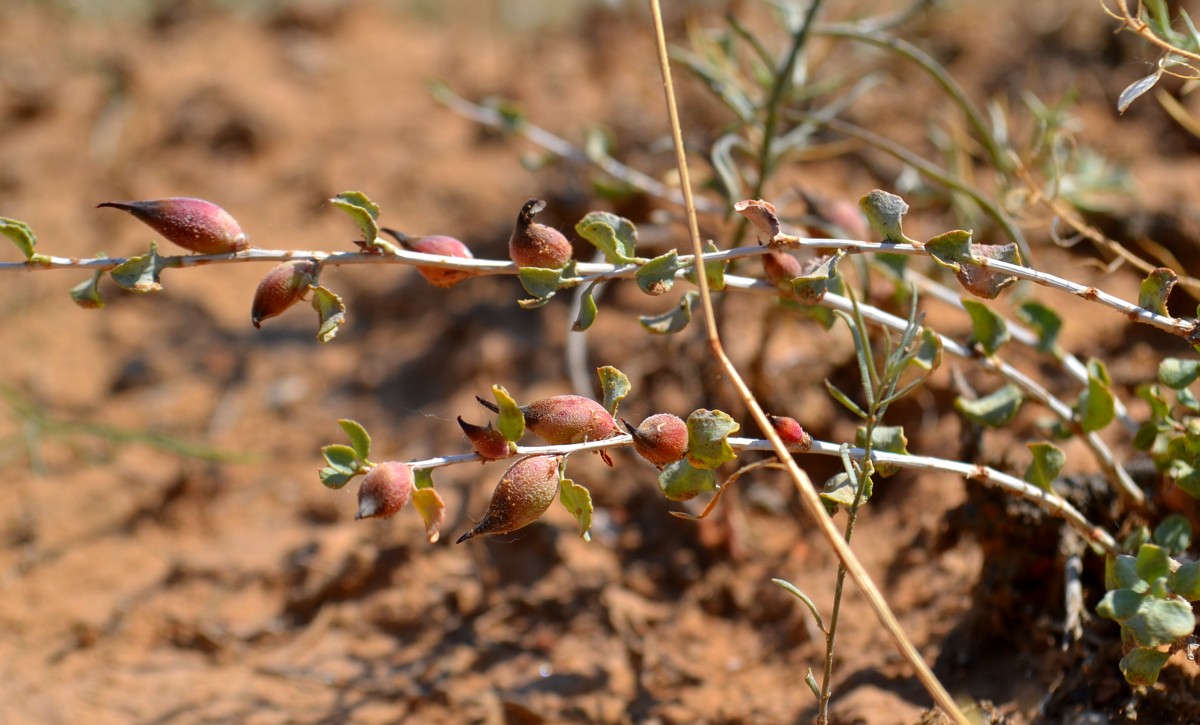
645;1;968;722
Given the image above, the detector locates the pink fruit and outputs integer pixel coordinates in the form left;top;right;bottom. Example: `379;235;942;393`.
623;413;688;467
97;197;248;254
508;198;572;269
768;415;812;450
457;416;515;462
382;228;476;288
356;462;414;520
762;250;803;290
456;454;561;543
477;394;619;446
251;259;318;328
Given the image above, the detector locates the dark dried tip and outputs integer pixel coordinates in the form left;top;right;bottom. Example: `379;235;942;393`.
455;530;476;544
476;395;501;414
518;198;547;224
381;227;415;249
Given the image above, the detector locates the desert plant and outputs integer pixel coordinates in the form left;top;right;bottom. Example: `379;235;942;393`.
5;0;1200;721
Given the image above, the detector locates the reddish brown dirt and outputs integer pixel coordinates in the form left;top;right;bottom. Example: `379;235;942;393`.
0;1;1198;724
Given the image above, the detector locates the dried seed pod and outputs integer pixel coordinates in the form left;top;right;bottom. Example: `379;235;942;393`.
356;461;414;520
97;197;249;254
768;414;812;451
383;228;476;288
458;416;515;462
251;259;318;328
456;454;561;543
762;249;803;290
508;198;572;269
623;413;688;467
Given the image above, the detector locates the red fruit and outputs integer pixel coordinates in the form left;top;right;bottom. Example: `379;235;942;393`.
508;199;572;269
768;415;812;451
762;250;803;290
382;228;476;288
458;416;515;462
251;259;318;328
478;394;619;446
456;454;561;543
97;197;248;254
623;413;688;467
356;462;414;520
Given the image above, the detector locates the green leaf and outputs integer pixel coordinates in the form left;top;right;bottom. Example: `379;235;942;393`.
771;578;826;633
1159;358;1200;389
1154;514;1192;555
658;459;718;501
111;241;176;293
639;291;698;334
517;266;567;307
310;285;346;342
1097;588;1145;622
1124;596;1195;647
1024;442;1065;491
413;467;435;491
559;476;594;541
1107;554;1142;590
322;444;360;474
1169;561;1200;601
1138;267;1177;316
858;190;915;244
318;466;356;489
789;251;844;303
574;211;639;264
338;419;371;461
1178;387;1200;413
1119;647;1171;686
961;299;1009;355
1016;300;1062;355
1136;544;1173;583
926;231;1019;299
924;229;973;270
412;487;446;543
70;268;106;309
824;380;867;418
0;216;38;261
820;471;862;509
597;366;631;418
572;281;599;332
855;425;907;477
683;240;726;291
1077;359;1115;433
686;409;740;470
805;670;821;702
492;384;525;443
955;384;1024;427
910;327;943;372
636;250;681;296
330;191;380;245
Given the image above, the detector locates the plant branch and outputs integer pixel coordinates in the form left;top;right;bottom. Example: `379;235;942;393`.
405;433;1120;555
646;1;968;721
